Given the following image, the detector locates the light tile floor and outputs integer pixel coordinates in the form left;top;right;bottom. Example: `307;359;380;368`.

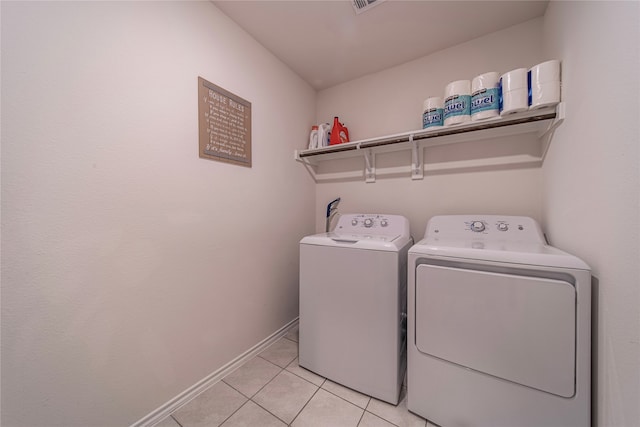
155;325;435;427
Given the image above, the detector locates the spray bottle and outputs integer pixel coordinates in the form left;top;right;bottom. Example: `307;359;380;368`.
317;123;331;148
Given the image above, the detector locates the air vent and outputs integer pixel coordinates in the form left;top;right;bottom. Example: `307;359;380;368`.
352;0;386;15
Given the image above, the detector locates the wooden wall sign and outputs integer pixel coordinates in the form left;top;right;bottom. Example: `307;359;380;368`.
198;77;252;167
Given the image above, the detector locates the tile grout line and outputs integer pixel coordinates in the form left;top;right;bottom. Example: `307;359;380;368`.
223;361;285;399
216;399;253;427
219;364;303;426
221;354;285;399
320;382;371;411
219;335;314;425
364;410;402;427
355;407;367;427
222;350;319;426
169;414;184;427
283;361;326;388
219;357;288;425
169;356;410;426
282;335;298;344
362;393;403;427
286;382;325;426
318;384;403;426
161;328;296;426
251;364;323;425
248;399;291;426
276;350;397;425
205;332;413;427
365;394;416;427
256;354;294;370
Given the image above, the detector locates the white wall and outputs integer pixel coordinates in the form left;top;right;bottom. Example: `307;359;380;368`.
315;18;546;238
0;2;316;426
542;2;640;426
315;8;640;426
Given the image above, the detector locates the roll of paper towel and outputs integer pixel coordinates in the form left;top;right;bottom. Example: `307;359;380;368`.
444;80;471;126
422;97;444;129
529;59;561;109
500;68;528;116
471;72;500;121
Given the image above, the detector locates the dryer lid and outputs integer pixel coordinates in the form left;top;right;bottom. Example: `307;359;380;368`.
410;238;590;270
411;215;590;270
423;215;546;242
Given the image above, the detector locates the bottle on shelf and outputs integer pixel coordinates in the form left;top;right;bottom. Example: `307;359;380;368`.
318;123;331;148
308;125;319;149
330;116;350;145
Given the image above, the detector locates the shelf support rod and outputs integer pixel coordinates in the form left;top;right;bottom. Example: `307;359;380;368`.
294;150;318;182
410;134;424;180
539;102;566;161
364;149;376;183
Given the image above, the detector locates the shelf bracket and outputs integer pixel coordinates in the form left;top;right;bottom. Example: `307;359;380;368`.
294;150;318;181
539;102;566;161
364;149;376;183
410;134;423;180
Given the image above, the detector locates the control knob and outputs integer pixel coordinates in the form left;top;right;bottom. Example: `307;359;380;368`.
497;223;508;231
364;218;374;228
380;219;388;227
351;219;358;226
471;221;485;232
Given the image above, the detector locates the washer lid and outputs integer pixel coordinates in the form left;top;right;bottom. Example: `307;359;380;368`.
301;232;410;251
410;237;590;270
301;213;412;251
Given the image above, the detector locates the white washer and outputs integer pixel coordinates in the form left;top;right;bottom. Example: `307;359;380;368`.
408;215;591;427
299;213;413;404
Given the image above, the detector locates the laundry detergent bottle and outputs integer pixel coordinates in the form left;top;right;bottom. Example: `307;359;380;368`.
308;125;319;149
329;117;350;145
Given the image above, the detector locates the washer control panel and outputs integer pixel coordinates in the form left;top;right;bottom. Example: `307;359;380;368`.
335;213;409;238
425;215;545;243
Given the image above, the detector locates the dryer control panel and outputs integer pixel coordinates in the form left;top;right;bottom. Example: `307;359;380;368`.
334;213;410;238
425;215;545;243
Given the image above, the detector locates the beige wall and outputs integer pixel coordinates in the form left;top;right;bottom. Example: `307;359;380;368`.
0;2;315;426
542;2;640;426
315;18;546;239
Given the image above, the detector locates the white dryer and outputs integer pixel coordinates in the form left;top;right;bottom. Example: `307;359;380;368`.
299;213;412;404
407;215;591;427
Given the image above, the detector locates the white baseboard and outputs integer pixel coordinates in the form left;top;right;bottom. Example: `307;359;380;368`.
130;317;299;427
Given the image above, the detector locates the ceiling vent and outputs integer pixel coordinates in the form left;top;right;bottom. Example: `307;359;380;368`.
351;0;386;15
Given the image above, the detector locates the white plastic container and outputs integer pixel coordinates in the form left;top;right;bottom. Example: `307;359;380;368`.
529;60;561;109
500;68;529;116
308;125;319;149
317;123;331;148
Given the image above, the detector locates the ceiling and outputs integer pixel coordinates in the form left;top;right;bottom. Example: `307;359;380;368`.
213;0;549;91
